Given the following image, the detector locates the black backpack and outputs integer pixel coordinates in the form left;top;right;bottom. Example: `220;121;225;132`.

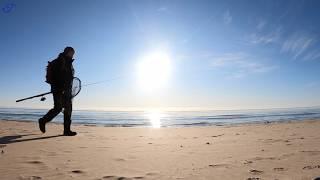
45;61;55;84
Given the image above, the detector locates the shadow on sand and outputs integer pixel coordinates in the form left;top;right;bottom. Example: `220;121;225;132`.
0;134;62;144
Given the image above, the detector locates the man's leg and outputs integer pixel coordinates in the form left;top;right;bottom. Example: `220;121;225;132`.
63;92;77;136
39;92;63;133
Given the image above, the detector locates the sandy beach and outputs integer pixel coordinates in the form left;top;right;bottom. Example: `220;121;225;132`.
0;120;320;180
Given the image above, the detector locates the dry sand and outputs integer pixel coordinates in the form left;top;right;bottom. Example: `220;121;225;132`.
0;119;320;180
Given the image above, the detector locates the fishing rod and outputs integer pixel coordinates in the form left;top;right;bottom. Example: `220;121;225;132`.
16;92;52;103
81;76;123;87
15;76;123;103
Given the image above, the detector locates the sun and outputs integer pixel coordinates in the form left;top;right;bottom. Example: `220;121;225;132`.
136;51;172;92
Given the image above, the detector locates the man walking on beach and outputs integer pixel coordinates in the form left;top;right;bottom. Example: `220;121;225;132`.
38;47;77;136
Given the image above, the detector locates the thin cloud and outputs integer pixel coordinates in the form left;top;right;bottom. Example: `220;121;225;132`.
302;50;320;61
223;10;232;25
249;28;319;61
281;34;314;59
250;27;282;45
256;20;267;30
157;7;168;12
210;53;277;78
250;33;277;44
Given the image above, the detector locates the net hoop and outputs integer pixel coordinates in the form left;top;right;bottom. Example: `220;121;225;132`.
71;77;81;98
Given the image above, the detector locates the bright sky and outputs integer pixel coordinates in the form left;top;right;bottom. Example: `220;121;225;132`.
1;0;320;110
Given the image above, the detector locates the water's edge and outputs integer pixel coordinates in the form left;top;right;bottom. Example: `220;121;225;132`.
1;118;318;128
0;107;320;127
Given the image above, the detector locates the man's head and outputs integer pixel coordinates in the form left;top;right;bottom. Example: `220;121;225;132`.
63;46;75;59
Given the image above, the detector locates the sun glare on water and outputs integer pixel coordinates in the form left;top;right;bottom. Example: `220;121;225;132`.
145;110;163;128
136;51;172;92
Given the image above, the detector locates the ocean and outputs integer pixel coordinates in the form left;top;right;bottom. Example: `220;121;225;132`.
0;107;320;127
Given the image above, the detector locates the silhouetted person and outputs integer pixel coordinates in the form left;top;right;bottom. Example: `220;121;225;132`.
39;47;77;136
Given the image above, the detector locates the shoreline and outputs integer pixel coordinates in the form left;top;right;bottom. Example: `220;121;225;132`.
1;119;320;179
1;107;320;128
2;105;320;112
1;118;319;128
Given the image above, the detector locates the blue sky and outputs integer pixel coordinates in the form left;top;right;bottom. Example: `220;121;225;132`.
1;0;320;110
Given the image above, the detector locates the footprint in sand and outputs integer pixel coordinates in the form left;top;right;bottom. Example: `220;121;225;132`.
18;175;42;180
24;160;47;170
249;169;263;175
102;176;143;180
133;177;144;179
252;153;294;162
247;178;260;180
27;160;44;165
102;175;117;179
146;172;159;176
273;167;287;171
244;160;253;165
211;134;224;138
303;165;320;170
117;177;130;180
71;170;85;174
208;164;229;168
252;156;277;161
300;150;320;156
114;158;126;162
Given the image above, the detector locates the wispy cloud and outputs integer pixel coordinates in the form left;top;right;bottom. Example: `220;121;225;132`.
223;10;232;25
157;7;168;12
303;50;320;61
256;20;267;30
250;27;282;45
249;25;320;61
281;34;315;59
210;53;277;78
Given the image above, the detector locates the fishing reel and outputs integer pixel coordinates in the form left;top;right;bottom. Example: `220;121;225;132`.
40;97;46;101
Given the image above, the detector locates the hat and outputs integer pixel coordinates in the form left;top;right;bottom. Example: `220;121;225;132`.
63;46;75;54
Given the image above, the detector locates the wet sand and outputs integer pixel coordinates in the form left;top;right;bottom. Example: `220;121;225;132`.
0;119;320;180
